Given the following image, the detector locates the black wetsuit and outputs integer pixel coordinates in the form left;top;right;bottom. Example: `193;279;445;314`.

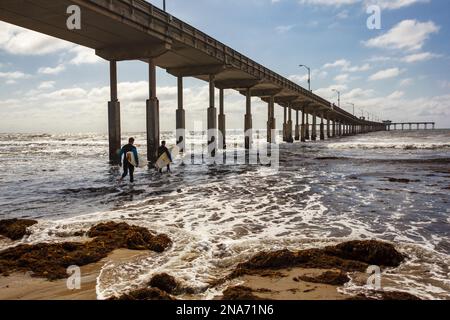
119;144;138;182
158;145;172;173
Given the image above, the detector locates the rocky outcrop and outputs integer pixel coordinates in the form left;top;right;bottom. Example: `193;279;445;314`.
0;219;37;240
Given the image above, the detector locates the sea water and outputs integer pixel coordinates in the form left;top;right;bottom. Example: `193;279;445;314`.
0;130;449;299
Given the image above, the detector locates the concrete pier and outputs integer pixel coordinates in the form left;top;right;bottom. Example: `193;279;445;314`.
305;113;310;140
244;89;252;150
287;104;293;143
311;111;317;141
283;106;288;142
301;108;306;142
218;89;226;149
267;96;276;143
146;59;160;164
108;60;121;165
176;76;186;153
207;75;217;157
295;110;300;141
320;113;325;141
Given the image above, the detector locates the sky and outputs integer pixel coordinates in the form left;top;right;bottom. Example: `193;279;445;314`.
0;0;449;133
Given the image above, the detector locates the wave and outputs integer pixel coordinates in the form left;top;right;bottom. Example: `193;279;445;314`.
328;142;450;150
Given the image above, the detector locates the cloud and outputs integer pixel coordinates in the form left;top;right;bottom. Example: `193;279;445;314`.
365;0;430;10
387;90;404;99
334;74;350;83
399;78;413;87
69;46;103;65
38;64;66;75
323;59;350;69
0;71;31;80
38;81;56;90
401;52;440;63
298;0;359;7
275;25;295;34
0;22;72;55
363;20;440;51
369;68;402;81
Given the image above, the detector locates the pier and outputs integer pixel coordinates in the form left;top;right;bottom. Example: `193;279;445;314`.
0;0;387;164
385;122;436;131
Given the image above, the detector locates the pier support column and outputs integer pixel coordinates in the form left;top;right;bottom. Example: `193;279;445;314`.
108;61;121;165
305;113;310;140
208;75;217;157
176;76;186;153
218;89;226;149
339;122;342;136
301;107;306;142
282;106;288;142
267;96;276;143
320;113;325;140
332;120;336;137
295;110;300;141
147;60;160;165
244;89;252;150
287;104;293;143
311;111;317;141
326;115;331;138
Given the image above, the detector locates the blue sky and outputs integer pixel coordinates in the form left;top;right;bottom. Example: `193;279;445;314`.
0;0;449;133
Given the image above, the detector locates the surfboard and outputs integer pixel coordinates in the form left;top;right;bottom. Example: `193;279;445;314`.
126;151;146;168
155;146;180;169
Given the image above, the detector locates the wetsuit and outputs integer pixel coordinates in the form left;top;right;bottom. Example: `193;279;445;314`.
158;145;172;173
119;144;139;182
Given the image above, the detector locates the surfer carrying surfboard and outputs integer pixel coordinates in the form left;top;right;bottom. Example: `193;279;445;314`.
157;141;172;173
118;137;139;183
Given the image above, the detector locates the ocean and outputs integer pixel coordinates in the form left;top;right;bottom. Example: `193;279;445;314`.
0;129;449;300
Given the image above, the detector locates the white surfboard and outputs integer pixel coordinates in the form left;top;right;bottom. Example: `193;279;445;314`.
126;151;147;168
155;146;179;169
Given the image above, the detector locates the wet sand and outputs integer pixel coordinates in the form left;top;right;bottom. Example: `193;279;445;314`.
0;249;146;300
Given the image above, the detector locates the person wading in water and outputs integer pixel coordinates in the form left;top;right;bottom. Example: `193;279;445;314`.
118;137;139;183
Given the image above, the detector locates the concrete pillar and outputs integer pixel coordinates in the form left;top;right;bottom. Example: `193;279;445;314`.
301;107;306;142
108;61;121;164
208;75;217;157
305;112;310;140
339;121;342;136
311;111;317;141
332;119;336;137
267;96;276;143
320;113;325;140
218;89;226;149
287;104;293;143
417;123;419;130
146;60;160;164
176;76;186;153
326;115;331;138
282;106;288;142
295;110;300;141
244;88;252;150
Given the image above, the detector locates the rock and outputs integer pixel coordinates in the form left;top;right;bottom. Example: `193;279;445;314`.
221;286;264;300
299;271;350;286
325;240;405;267
149;273;178;294
228;240;405;280
113;288;176;300
387;178;420;183
0;219;38;240
0;222;172;280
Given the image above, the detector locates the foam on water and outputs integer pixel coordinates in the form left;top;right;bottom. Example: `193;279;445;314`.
0;130;449;299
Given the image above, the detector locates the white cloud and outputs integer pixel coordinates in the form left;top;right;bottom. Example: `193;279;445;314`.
0;71;31;80
364;20;440;51
323;59;350;69
334;74;350;83
275;25;295;34
0;22;72;55
298;0;359;6
399;78;413;87
401;52;440;63
365;0;430;10
387;90;404;99
38;81;56;90
69;46;103;65
38;64;66;75
369;68;402;81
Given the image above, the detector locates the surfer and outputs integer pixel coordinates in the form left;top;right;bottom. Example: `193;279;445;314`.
158;141;172;173
118;137;139;183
